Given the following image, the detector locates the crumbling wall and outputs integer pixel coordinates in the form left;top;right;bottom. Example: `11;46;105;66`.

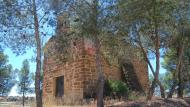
43;13;149;106
132;59;149;93
42;38;121;106
121;58;149;93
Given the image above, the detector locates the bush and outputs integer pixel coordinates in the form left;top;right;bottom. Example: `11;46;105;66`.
104;79;128;97
127;91;146;101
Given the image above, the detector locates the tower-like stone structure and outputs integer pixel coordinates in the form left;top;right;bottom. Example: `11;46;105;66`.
42;14;149;106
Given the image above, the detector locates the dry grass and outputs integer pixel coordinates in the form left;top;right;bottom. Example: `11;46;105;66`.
2;97;189;107
0;102;35;107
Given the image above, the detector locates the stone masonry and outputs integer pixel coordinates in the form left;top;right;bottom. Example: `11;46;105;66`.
43;37;122;105
42;14;149;106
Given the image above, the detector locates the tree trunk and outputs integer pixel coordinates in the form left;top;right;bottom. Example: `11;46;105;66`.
22;90;25;107
147;27;164;99
177;65;184;98
147;79;156;100
167;40;184;98
91;0;104;106
146;3;166;98
147;36;163;100
167;81;177;98
23;81;25;107
147;2;165;99
32;0;42;107
95;38;104;107
137;30;165;100
157;80;165;98
177;74;183;98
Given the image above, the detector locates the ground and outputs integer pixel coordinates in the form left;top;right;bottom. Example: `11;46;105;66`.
0;97;190;107
0;102;33;107
109;97;190;107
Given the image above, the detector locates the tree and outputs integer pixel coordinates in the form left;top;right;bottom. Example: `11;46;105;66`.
162;0;190;98
162;32;190;98
0;0;56;107
49;0;120;106
0;49;14;96
162;72;174;91
116;0;178;100
32;0;43;106
17;59;33;107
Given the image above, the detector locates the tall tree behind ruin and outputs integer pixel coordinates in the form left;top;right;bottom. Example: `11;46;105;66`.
116;0;178;100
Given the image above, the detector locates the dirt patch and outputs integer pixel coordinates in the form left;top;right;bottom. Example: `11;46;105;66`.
109;97;190;107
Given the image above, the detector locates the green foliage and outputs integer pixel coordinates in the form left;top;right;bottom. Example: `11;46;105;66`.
0;50;15;96
161;49;177;91
0;0;55;55
117;0;178;50
162;40;190;93
162;48;177;72
162;72;173;90
17;59;33;95
104;79;128;97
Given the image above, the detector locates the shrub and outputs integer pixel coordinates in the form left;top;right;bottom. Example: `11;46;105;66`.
104;79;128;97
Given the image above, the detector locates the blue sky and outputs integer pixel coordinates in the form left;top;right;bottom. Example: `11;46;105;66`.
149;58;167;74
5;48;36;96
5;48;36;72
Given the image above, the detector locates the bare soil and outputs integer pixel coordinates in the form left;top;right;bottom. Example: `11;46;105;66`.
109;97;190;107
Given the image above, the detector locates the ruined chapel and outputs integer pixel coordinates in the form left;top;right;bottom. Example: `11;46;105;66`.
42;14;149;105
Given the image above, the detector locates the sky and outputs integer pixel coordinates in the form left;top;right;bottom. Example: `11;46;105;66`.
5;48;36;96
149;58;167;74
5;36;52;96
5;48;36;72
4;8;55;96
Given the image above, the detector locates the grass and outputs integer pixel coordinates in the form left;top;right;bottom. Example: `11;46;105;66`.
0;102;96;107
0;102;35;107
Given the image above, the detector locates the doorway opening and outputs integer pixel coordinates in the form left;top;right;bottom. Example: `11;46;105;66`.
55;76;64;97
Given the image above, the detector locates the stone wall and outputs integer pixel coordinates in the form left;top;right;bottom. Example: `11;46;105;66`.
43;14;149;106
43;37;121;106
121;57;149;93
131;59;149;93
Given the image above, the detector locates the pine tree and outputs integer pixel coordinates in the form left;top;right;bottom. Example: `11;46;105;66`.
0;49;14;96
18;59;33;107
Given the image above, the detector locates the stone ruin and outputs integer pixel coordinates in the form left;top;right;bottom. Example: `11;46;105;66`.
42;14;149;106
